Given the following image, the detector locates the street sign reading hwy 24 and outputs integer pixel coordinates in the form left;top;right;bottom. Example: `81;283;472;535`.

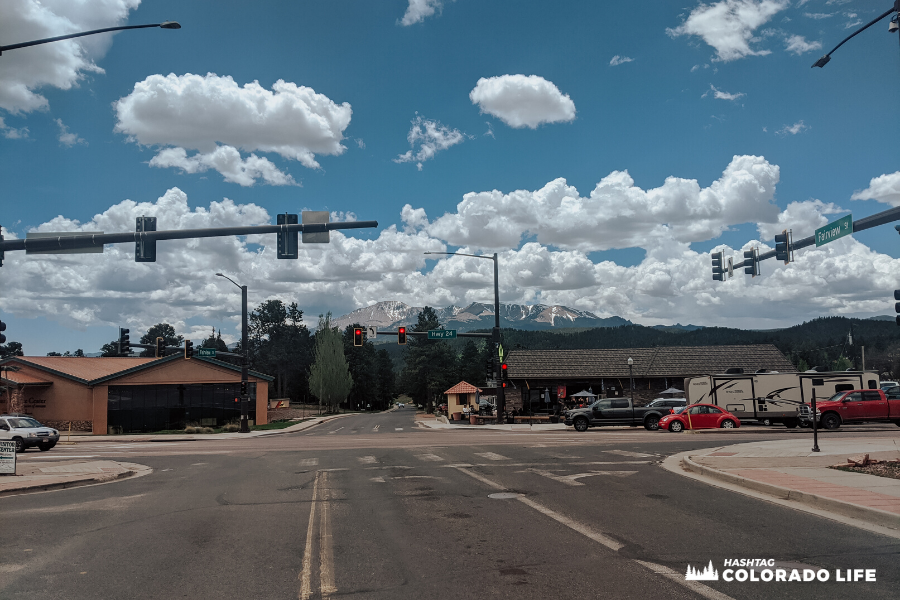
428;329;457;340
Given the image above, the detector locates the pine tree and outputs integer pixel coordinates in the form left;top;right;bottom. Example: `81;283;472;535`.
309;313;353;413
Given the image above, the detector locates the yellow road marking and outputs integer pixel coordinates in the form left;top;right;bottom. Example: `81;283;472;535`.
319;472;336;597
298;471;320;600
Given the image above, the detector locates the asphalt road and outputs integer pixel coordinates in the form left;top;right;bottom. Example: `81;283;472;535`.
1;407;897;600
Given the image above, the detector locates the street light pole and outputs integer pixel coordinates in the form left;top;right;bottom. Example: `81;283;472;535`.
424;251;504;420
217;273;250;433
627;357;634;399
811;1;898;68
0;22;181;55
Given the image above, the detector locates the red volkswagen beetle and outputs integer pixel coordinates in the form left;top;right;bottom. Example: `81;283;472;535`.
658;403;740;432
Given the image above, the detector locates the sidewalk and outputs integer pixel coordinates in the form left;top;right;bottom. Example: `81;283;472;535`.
415;412;566;432
664;437;900;537
0;460;153;496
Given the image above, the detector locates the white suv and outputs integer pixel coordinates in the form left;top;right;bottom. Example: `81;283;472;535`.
0;415;59;453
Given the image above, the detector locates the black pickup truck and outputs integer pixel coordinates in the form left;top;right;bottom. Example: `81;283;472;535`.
564;398;673;431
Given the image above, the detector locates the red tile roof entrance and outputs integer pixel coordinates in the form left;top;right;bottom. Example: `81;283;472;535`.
444;381;482;395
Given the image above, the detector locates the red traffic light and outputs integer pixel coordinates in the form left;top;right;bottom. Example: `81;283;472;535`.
398;326;406;345
354;328;363;347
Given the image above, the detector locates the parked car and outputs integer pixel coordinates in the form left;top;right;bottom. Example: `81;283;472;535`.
798;389;900;430
0;415;60;453
564;397;676;431
880;381;899;391
658;403;740;432
646;398;686;410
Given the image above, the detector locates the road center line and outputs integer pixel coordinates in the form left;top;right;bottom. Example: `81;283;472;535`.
319;473;336;598
634;560;736;600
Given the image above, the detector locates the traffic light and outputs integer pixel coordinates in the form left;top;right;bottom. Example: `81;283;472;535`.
354;328;363;347
0;319;6;344
118;327;130;355
397;326;406;345
711;251;725;281
277;213;299;259
135;216;157;262
184;339;193;359
155;336;165;358
744;248;759;277
240;380;248;396
485;357;495;382
500;362;509;386
775;229;791;264
894;290;900;326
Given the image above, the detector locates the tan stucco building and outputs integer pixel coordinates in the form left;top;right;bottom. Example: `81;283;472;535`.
443;381;481;417
0;355;272;434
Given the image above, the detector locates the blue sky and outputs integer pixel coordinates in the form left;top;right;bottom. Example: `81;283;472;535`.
2;0;900;355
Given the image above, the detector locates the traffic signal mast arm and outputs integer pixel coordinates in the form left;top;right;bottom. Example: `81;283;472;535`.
0;220;378;256
734;205;900;270
374;330;493;338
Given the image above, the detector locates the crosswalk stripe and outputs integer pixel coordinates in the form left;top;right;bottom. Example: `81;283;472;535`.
604;450;656;458
358;456;377;464
416;454;444;462
299;458;319;466
474;452;509;461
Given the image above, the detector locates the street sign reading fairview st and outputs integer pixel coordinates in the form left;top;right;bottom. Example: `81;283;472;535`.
198;348;216;358
427;329;456;340
815;214;852;247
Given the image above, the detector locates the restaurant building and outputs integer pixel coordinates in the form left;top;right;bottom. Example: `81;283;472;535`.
0;355;273;434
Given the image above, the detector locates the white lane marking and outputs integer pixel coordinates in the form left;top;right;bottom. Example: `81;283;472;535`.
526;469;637;486
474;452;509;461
635;560;736;600
452;466;623;551
372;425;380;431
357;456;377;464
327;427;344;435
604;450;656;458
416;454;444;462
370;476;386;483
319;478;336;597
299;458;319;467
299;472;320;600
395;427;404;431
451;466;736;600
392;475;441;479
190;463;207;466
22;455;97;459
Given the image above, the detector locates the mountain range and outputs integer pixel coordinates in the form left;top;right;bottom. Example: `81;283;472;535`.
332;301;633;333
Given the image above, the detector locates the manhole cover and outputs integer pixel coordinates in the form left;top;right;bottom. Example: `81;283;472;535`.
488;492;523;499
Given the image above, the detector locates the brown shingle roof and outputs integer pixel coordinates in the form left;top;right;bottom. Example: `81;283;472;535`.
444;381;482;395
1;371;53;385
505;345;796;379
11;357;159;382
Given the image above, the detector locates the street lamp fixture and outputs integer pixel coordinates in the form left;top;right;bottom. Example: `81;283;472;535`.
0;21;181;55
424;251;504;418
216;272;250;433
811;2;899;68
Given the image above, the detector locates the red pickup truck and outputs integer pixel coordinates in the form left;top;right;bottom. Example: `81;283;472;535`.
800;389;900;430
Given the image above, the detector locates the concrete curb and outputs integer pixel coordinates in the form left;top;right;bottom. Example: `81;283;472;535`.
677;450;900;531
0;462;153;498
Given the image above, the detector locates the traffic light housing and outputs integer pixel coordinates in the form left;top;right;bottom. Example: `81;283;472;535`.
240;380;248;396
397;326;406;345
775;229;791;264
184;339;193;359
354;328;363;347
500;362;509;386
277;213;299;259
895;290;900;326
118;327;130;355
0;319;6;344
711;251;725;281
156;336;165;358
744;248;759;277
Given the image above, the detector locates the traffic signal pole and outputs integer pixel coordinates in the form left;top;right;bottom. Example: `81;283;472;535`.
240;284;249;433
492;252;505;423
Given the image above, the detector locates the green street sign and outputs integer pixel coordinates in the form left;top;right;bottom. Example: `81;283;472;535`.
198;348;216;358
427;329;456;340
815;214;852;247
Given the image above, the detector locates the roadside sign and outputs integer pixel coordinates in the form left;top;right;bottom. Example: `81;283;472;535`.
366;325;377;338
427;329;456;340
498;343;504;360
198;348;216;358
0;440;16;475
815;214;852;247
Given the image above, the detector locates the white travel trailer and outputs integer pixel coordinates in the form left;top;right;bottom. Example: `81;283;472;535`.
684;371;880;428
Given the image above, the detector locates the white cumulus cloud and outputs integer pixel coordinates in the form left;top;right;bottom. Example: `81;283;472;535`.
667;0;789;62
784;34;822;55
399;0;443;26
469;74;576;129
609;55;635;66
776;120;809;135
55;118;86;147
851;172;900;207
393;115;465;170
0;0;141;115
114;73;352;185
703;84;746;101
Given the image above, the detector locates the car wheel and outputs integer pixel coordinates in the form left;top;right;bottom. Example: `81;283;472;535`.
13;437;25;453
761;418;771;426
821;413;841;430
573;417;589;432
38;443;53;452
669;421;684;433
644;416;660;431
720;419;736;429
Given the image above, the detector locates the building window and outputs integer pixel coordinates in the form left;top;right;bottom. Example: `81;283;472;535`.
108;383;256;433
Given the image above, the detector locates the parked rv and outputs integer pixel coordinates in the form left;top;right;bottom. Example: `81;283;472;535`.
684;371;880;428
